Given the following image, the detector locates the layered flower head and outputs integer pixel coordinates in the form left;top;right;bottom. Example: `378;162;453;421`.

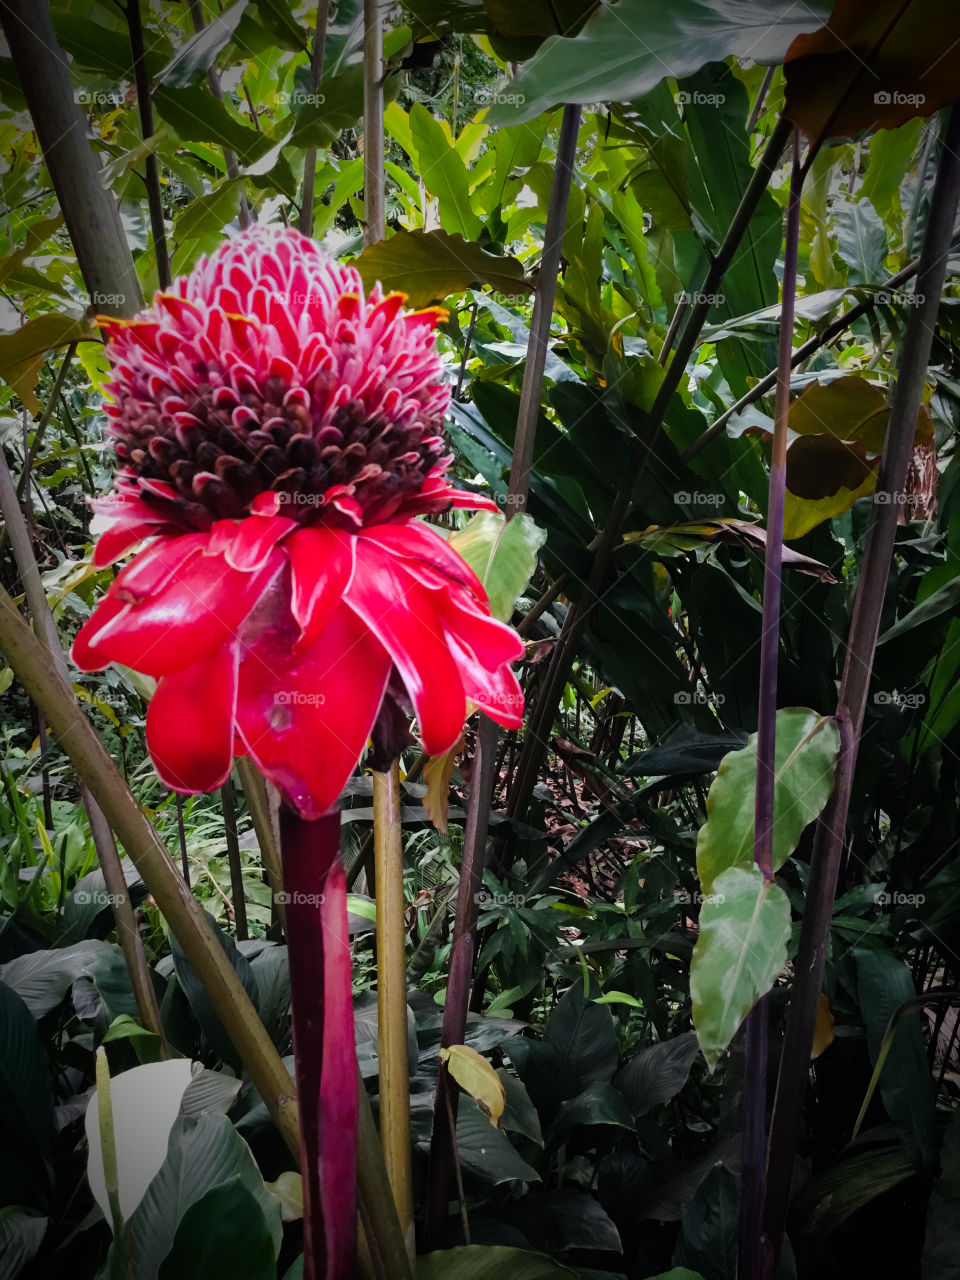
73;226;523;817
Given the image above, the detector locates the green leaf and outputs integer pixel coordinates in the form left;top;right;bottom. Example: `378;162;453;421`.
0;314;91;414
409;104;481;239
550;1081;635;1137
158;0;250;88
489;0;831;124
615;1033;699;1116
126;1112;281;1278
672;1164;738;1280
0;940;122;1018
454;1095;541;1185
790;1142;916;1236
922;1110;960;1279
153;86;269;166
448;509;546;621
171;180;244;274
854;947;936;1172
690;867;791;1067
878;574;960;646
353;229;531;307
417;1246;576;1279
171;913;259;1072
835;197;888;286
51;11;172;79
0;981;53;1153
543;979;619;1093
0;1206;47;1279
157;1177;277;1280
696;708;840;896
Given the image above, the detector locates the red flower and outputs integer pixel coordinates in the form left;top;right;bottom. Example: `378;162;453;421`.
73;227;523;816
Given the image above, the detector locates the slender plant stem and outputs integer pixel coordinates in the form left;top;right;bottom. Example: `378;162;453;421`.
220;776;248;940
0;0;142;316
280;807;359;1280
761;104;960;1266
356;1063;415;1280
0;584;302;1155
236;756;285;935
16;343;76;500
507;114;793;828
0;446;166;1044
175;794;190;886
373;764;414;1263
739;129;802;1280
299;0;331;235
186;0;251;228
680;228;960;463
362;0;385;248
126;0;170;290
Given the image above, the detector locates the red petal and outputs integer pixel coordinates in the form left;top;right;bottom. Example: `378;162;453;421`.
445;632;524;730
72;593;126;671
439;589;525;669
359;521;486;600
88;545;284;677
235;605;390;818
146;644;237;793
287;525;356;647
345;542;466;755
113;533;209;603
221;512;296;571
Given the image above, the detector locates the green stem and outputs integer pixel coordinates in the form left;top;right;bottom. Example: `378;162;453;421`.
362;0;385;248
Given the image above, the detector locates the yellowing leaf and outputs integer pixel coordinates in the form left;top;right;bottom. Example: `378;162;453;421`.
423;735;463;835
264;1170;303;1222
812;993;836;1060
440;1044;505;1127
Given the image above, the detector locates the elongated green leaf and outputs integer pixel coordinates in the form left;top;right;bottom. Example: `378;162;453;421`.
489;0;831;124
0;1206;47;1279
171;913;259;1072
0;313;91;414
158;0;250;88
0;981;53;1153
690;867;791;1066
455;1096;541;1185
615;1033;699;1116
409;104;481;239
0;940;121;1018
157;1177;277;1280
126;1112;281;1279
153;86;269;166
448;509;546;622
696;708;840;895
353;229;531;307
418;1246;576;1279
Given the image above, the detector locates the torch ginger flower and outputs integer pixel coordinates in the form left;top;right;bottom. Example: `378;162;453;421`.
72;225;524;815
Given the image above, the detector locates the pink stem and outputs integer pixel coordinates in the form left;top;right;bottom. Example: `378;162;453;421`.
281;807;358;1280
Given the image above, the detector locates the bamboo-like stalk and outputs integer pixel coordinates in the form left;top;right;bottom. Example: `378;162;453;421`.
0;448;167;1047
0;584;302;1156
372;764;414;1262
236;756;286;935
220;776;248;941
0;0;142;317
356;1063;415;1280
424;103;582;1245
506;113;794;829
362;0;385;248
126;0;171;290
761;104;960;1265
738;129;802;1280
299;1;331;235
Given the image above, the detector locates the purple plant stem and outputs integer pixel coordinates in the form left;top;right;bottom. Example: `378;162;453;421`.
281;807;358;1280
761;104;960;1267
738;129;803;1280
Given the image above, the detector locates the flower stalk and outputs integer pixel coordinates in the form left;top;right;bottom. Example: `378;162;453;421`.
372;763;414;1262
